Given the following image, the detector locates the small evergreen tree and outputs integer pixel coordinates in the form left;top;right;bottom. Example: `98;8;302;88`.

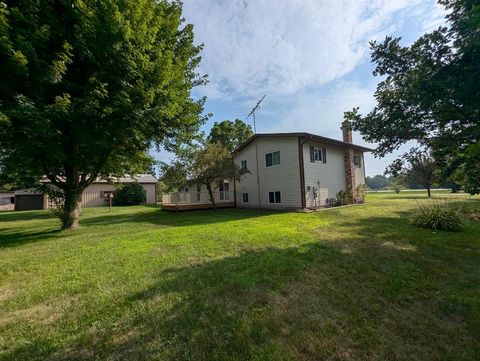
113;183;146;206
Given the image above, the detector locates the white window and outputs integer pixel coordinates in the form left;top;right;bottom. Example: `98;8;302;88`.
242;193;249;202
219;182;229;200
310;146;327;164
100;190;115;198
265;151;280;167
353;155;362;167
268;191;281;204
241;160;248;170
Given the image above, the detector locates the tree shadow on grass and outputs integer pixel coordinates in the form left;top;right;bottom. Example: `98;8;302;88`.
0;228;62;248
0;210;55;222
108;231;476;360
3;210;479;360
80;207;278;228
60;212;477;360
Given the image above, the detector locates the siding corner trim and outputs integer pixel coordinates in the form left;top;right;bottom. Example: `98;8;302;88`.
298;137;306;209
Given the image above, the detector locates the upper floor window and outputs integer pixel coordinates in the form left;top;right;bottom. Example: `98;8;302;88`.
241;160;248;170
310;146;327;164
353;155;362;167
265;151;280;167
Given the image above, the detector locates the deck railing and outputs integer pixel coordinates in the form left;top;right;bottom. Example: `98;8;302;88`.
162;191;234;205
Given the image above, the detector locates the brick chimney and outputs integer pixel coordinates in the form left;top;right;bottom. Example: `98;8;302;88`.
341;119;352;143
341;120;355;202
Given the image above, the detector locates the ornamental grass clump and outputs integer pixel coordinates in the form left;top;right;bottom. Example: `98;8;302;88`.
411;200;465;232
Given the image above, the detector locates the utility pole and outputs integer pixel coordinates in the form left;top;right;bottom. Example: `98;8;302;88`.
246;95;266;208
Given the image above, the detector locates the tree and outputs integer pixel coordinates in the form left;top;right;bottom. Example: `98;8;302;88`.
113;182;146;206
347;0;480;194
365;174;392;190
404;153;437;197
160;142;247;210
0;0;206;229
207;119;254;152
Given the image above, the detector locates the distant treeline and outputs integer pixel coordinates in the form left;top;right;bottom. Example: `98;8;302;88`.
366;174;460;192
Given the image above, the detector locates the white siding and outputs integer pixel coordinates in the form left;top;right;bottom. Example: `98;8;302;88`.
353;150;366;189
234;137;302;209
303;141;347;208
143;183;157;204
81;183;117;207
174;181;234;203
0;192;14;205
46;182;156;209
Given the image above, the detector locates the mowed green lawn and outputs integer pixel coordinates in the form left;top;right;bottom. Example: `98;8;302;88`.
0;192;479;360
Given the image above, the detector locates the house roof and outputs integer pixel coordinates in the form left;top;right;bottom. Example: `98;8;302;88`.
105;174;158;184
14;188;43;195
233;133;374;154
41;174;158;184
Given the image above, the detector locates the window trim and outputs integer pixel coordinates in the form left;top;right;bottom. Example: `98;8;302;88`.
241;159;248;170
268;191;282;204
265;151;281;168
242;192;249;203
353;155;362;167
310;146;327;164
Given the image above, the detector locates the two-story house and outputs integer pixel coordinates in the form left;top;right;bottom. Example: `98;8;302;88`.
232;121;372;210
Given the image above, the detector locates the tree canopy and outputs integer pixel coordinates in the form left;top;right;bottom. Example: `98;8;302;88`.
0;0;206;228
365;174;393;190
160;142;247;209
207;119;254;152
347;0;480;194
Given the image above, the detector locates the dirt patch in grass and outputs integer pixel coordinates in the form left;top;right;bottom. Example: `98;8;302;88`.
0;285;14;303
0;295;76;327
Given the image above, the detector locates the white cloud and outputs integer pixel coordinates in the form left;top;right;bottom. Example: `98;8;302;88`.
268;81;376;139
173;0;447;175
183;0;441;99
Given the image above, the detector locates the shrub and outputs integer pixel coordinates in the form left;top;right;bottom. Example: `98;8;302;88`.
392;184;403;194
355;184;366;203
113;182;146;206
411;200;465;232
335;190;352;206
454;202;480;221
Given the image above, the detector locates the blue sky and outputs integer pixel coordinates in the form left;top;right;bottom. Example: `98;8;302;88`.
155;0;446;176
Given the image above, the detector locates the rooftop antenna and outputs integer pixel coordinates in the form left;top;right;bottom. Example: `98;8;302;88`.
246;95;266;134
245;95;265;208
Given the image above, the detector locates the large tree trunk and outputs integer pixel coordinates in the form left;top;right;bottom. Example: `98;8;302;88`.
60;187;82;230
427;184;431;198
206;183;216;210
58;165;84;230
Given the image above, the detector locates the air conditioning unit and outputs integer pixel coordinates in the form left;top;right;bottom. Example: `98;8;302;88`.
327;198;337;207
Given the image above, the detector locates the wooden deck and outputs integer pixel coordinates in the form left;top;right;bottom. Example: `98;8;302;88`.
162;202;235;211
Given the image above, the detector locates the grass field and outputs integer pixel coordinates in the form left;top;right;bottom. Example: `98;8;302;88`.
0;191;479;360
